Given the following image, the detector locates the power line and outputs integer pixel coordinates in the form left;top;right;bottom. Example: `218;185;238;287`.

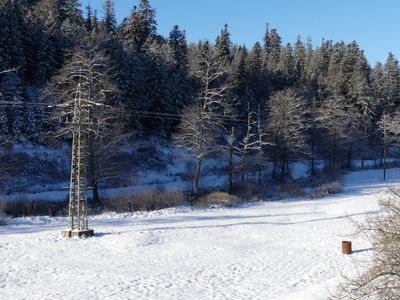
0;101;252;124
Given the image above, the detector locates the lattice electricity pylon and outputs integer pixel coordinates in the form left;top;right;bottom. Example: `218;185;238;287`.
62;83;94;238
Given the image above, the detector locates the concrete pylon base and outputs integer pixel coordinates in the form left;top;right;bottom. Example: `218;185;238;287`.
61;229;95;238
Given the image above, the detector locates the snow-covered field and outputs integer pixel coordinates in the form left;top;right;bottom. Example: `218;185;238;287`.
0;168;398;300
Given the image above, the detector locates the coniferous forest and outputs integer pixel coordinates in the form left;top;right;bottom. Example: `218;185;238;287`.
1;0;400;199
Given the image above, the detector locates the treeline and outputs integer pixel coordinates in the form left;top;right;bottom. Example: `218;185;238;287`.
1;0;399;186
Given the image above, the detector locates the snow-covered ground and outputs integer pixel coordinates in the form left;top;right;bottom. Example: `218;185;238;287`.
0;168;399;299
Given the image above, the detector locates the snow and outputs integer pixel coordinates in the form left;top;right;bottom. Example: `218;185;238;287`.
0;168;398;299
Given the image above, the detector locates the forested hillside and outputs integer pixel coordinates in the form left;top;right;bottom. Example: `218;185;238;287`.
1;0;400;196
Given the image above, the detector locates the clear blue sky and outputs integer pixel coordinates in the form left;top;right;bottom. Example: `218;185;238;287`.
86;0;400;65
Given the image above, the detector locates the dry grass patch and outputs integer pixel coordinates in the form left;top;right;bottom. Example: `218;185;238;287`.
195;192;239;208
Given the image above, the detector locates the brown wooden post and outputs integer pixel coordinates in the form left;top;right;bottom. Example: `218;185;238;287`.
342;241;352;255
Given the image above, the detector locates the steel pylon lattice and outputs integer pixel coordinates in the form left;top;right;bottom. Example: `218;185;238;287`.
62;83;94;238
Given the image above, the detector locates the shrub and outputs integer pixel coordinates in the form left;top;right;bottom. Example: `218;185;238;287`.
312;181;343;198
195;192;239;208
133;189;184;211
104;189;185;212
277;182;305;199
103;194;132;213
4;199;68;217
234;181;269;200
332;188;400;299
320;168;342;182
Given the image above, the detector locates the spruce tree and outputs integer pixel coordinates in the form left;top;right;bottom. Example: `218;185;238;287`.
215;24;232;67
167;25;188;71
102;0;116;33
123;0;157;51
381;53;400;109
264;26;282;73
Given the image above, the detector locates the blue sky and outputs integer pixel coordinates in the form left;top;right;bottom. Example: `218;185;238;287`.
86;0;400;65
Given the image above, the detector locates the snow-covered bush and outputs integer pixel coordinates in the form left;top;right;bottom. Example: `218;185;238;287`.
312;181;342;198
333;188;400;299
195;192;239;208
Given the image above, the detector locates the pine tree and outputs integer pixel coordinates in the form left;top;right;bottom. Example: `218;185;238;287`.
85;3;93;32
0;106;8;141
228;45;248;99
264;25;282;73
276;43;295;88
123;0;157;51
102;0;116;33
58;0;83;46
381;53;400;110
371;62;385;117
167;25;188;71
22;105;37;140
247;42;269;111
0;0;26;70
293;36;306;87
215;24;232;67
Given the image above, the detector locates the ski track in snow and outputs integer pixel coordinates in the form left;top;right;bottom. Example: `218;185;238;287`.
0;168;398;300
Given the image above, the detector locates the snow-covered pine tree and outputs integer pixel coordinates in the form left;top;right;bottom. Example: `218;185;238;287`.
0;0;26;71
22;105;37;140
58;0;83;43
381;53;400;109
276;43;295;88
264;26;282;74
167;25;188;71
102;0;116;33
246;42;269;113
123;0;157;51
293;36;306;88
215;24;232;68
0;106;8;142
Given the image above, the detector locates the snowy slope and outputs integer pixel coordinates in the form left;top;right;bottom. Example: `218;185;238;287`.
0;168;398;300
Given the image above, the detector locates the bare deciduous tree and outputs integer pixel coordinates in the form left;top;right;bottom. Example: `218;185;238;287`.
377;111;400;180
267;89;308;180
47;45;126;208
174;46;229;197
316;94;349;170
333;188;400;299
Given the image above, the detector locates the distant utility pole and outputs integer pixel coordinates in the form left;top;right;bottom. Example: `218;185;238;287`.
62;83;94;238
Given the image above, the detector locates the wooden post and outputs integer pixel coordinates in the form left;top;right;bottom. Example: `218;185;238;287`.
342;241;352;255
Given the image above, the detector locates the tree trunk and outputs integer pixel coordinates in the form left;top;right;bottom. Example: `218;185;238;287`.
311;138;315;176
272;147;277;180
92;179;102;209
347;146;352;170
194;155;202;197
229;146;233;194
332;133;337;170
383;121;387;181
383;139;387;181
280;148;286;181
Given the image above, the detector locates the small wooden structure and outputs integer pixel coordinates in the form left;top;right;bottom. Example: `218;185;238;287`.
342;241;352;255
